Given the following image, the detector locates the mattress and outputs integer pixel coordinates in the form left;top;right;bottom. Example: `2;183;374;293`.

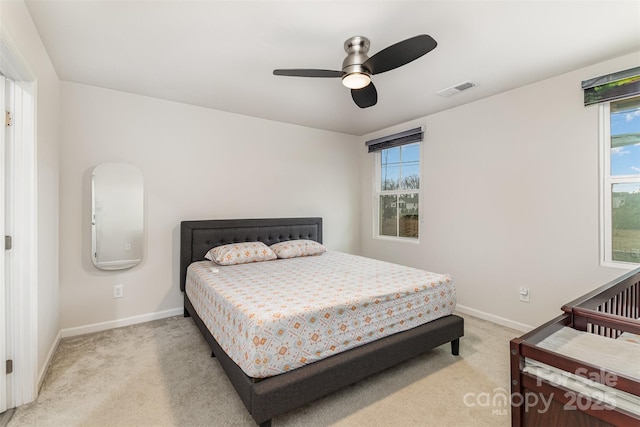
523;327;640;415
523;361;640;415
534;327;640;380
185;251;456;378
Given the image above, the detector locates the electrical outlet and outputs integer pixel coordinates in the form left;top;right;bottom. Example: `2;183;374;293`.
124;243;132;252
519;287;530;303
113;284;124;299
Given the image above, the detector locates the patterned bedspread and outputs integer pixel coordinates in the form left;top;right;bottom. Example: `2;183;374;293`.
185;251;456;378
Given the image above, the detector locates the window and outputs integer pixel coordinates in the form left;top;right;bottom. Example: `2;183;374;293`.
376;142;420;239
601;95;640;266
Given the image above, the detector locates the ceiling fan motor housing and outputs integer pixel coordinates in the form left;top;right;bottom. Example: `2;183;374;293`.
342;36;371;76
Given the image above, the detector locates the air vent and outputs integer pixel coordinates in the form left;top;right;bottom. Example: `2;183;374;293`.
436;81;476;97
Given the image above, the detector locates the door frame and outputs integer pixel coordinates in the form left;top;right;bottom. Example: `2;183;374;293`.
0;72;7;415
0;31;38;409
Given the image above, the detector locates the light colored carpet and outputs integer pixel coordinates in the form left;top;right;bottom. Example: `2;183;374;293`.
8;313;521;426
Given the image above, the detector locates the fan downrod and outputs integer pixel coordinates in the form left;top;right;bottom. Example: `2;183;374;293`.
343;36;370;54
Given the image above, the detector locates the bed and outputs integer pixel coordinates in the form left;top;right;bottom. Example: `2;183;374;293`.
180;217;464;426
510;268;640;426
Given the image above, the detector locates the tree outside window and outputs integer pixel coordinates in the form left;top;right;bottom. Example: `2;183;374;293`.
377;142;420;239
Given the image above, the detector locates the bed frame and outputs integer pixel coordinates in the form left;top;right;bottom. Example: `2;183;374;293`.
180;217;464;426
510;267;640;427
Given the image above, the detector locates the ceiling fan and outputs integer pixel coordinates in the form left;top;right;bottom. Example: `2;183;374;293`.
273;34;437;109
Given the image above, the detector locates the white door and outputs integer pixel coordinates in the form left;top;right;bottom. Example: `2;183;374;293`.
0;74;7;414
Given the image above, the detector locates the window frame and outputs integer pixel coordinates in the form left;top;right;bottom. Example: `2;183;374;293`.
599;97;640;268
373;141;421;243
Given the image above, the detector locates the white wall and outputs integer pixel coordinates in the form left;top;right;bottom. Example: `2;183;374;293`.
59;82;361;330
0;0;61;383
360;52;640;330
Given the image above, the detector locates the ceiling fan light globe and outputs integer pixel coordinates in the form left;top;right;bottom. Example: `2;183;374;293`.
342;72;371;89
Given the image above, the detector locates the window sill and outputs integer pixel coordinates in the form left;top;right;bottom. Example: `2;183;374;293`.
600;261;639;270
373;235;420;245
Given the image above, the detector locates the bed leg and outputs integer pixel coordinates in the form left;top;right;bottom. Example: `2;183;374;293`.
211;351;216;358
258;420;271;427
451;338;460;355
183;307;191;318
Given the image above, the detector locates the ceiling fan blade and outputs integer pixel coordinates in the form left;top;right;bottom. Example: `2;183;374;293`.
364;34;437;75
351;83;377;108
273;69;343;78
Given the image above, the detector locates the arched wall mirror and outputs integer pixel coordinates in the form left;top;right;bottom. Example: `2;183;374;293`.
91;163;144;270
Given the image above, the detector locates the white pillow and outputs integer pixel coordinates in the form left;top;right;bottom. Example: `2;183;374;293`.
205;241;277;265
270;240;327;259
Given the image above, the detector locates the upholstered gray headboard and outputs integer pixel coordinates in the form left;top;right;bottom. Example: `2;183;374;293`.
179;217;323;291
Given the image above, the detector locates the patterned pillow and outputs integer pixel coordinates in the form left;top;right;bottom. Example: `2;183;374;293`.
270;240;327;259
205;242;277;265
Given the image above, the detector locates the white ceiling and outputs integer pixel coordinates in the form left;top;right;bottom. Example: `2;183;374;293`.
25;0;640;136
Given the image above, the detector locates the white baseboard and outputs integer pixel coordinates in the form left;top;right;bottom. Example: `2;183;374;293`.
456;304;533;332
38;329;62;392
60;307;184;339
